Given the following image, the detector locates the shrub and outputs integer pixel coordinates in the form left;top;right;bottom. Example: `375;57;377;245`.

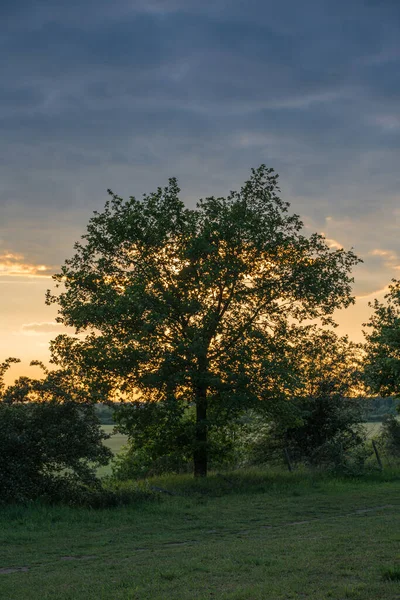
0;400;112;504
0;359;112;504
112;445;192;480
256;330;368;472
112;400;240;480
248;393;367;472
378;415;400;459
284;394;366;466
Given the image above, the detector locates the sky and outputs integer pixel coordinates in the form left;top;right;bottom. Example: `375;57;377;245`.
1;0;400;382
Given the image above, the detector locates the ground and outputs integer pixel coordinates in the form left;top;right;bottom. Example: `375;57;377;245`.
1;470;400;599
97;424;128;477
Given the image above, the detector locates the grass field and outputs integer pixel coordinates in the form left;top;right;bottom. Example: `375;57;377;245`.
102;424;129;455
101;422;386;460
364;421;384;438
97;425;128;477
1;470;400;599
98;422;388;477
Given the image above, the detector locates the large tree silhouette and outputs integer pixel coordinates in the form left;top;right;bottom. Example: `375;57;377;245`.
47;166;359;476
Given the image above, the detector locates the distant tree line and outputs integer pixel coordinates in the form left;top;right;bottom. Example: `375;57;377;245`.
366;397;400;422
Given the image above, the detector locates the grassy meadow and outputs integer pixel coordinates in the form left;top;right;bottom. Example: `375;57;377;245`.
1;470;400;599
101;422;386;455
97;425;128;477
102;424;128;454
2;422;399;599
364;421;384;438
97;421;388;477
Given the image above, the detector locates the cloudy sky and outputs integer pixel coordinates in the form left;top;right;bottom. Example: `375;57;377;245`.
1;0;399;381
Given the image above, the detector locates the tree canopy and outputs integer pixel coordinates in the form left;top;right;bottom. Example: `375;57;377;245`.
266;328;365;468
47;165;360;476
364;279;400;397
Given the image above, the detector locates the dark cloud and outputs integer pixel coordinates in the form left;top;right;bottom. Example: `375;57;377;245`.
0;0;399;292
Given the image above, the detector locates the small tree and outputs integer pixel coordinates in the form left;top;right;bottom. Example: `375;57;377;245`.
0;359;111;504
265;329;366;468
47;166;360;476
378;415;400;460
363;280;400;397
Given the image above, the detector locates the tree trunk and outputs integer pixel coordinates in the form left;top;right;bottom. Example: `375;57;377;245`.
193;387;208;477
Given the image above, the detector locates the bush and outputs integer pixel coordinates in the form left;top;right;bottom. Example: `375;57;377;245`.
113;400;240;480
246;393;367;472
285;394;366;466
378;415;400;459
0;400;112;504
111;428;239;480
0;359;112;504
255;331;368;472
112;445;192;480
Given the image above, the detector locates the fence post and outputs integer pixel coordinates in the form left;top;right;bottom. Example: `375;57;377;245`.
283;448;293;472
372;440;383;471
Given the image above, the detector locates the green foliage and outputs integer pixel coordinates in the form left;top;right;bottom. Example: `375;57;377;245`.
255;330;367;470
275;395;366;467
0;359;111;504
363;279;400;397
46;165;360;476
112;398;194;479
112;402;239;479
378;415;400;459
366;396;400;421
381;567;400;582
112;445;190;480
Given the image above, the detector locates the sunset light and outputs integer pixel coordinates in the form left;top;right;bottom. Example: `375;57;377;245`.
1;2;400;597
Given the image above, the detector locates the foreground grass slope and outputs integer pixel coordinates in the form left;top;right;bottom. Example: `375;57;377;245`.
1;470;400;600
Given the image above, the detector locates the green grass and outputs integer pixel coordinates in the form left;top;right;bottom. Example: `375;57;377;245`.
96;420;392;478
101;425;129;455
382;567;400;582
98;421;388;477
97;425;128;477
2;469;400;599
101;422;385;465
364;421;384;438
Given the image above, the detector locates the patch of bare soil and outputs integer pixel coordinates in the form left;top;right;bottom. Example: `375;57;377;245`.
60;555;97;561
0;566;29;575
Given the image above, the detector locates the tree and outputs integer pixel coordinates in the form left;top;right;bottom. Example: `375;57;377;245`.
363;280;400;397
264;328;366;468
378;415;400;460
47;165;360;476
0;359;111;504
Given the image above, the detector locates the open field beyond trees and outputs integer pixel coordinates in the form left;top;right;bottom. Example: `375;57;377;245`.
1;470;400;600
98;425;128;476
101;422;388;456
97;422;393;477
102;425;128;455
